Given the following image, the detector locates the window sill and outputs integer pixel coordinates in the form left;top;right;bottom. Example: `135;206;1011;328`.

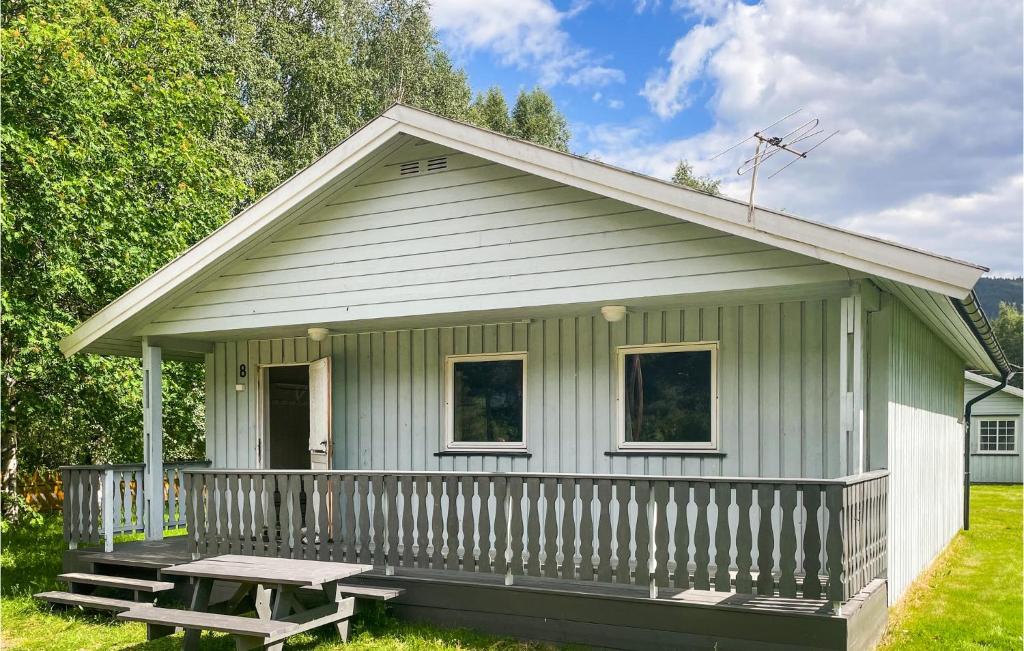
973;451;1019;456
605;450;726;457
435;450;533;458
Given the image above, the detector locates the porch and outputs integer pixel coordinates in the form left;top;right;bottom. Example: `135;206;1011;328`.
57;466;890;650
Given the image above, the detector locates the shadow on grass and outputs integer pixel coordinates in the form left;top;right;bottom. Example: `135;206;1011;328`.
2;513;67;596
2;514;560;650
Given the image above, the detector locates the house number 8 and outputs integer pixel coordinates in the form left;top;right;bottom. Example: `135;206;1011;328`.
239;364;247;378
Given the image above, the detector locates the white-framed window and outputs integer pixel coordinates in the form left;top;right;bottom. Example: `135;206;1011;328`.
444;352;527;450
616;342;719;450
977;417;1018;453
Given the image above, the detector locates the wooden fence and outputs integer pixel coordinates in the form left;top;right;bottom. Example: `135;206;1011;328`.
60;461;211;551
18;469;63;512
183;469;887;603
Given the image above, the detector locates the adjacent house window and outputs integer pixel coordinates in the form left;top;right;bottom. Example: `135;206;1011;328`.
978;418;1017;453
445;353;527;449
616;342;718;450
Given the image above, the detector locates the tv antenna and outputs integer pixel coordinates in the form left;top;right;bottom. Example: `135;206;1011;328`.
711;109;838;223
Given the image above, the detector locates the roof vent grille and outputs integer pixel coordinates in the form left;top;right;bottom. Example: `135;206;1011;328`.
399;161;421;176
426;156;448;172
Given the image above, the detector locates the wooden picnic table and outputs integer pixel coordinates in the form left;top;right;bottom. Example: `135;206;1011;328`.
121;555;373;650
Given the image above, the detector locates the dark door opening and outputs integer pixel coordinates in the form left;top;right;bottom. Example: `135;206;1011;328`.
266;365;311;470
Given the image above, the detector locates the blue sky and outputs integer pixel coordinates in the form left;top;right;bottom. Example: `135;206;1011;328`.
430;0;1024;276
455;2;715;145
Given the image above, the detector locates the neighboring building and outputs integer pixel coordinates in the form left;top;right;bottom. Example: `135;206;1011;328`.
966;371;1023;484
44;105;1012;650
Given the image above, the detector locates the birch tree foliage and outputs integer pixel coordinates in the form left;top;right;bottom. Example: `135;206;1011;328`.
0;0;574;489
183;0;474;196
1;0;248;480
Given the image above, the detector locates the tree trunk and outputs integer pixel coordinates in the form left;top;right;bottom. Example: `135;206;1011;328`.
1;380;18;517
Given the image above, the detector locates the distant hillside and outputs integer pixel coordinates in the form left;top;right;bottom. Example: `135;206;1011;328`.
975;277;1022;317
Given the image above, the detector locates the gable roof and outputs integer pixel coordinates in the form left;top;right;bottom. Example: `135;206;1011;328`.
59;103;1009;374
965;371;1024;398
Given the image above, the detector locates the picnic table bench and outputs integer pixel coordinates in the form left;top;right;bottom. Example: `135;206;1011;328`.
117;555;397;650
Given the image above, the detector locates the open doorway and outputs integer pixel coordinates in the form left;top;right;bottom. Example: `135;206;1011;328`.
260;358;332;471
265;365;311;469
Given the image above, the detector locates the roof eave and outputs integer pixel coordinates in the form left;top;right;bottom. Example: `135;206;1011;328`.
384;104;987;299
953;291;1014;376
62;102;993;359
59;116;404;358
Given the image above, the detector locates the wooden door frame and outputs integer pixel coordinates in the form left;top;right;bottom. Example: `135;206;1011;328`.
257;361;326;470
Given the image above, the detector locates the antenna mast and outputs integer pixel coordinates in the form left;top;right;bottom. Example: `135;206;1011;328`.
712;110;838;224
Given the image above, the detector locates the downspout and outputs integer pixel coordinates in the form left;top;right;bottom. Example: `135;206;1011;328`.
962;371;1011;529
952;291;1014;530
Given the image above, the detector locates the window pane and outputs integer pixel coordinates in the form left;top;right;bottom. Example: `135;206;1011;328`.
453;359;523;444
624;349;712;444
979;420;1016;451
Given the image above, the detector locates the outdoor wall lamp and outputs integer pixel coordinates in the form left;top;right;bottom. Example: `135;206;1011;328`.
307;327;331;342
600;305;627;323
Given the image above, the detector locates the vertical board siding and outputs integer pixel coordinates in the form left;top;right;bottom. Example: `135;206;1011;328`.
964;378;1022;484
206;300;842;478
885;296;965;603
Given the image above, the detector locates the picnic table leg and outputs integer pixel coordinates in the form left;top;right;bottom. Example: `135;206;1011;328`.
233;637;264;651
233;634;264;651
254;584;272;620
321;581;351;643
262;585;295;651
269;585;294;620
183;577;212;651
224;582;256;615
143;587;175;645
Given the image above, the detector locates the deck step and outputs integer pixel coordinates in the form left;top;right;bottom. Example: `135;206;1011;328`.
300;583;403;601
58;572;175;593
118;606;294;638
34;591;144;613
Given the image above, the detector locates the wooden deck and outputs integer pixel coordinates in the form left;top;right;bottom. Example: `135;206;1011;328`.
64;538;887;650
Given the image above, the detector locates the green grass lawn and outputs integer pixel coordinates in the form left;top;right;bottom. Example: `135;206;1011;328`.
0;515;549;650
878;484;1023;650
2;486;1020;650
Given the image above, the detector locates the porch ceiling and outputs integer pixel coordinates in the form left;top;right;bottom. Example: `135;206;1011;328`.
92;280;863;353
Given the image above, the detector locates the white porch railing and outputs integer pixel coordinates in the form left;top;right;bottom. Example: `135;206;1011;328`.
183;469;888;605
60;460;211;552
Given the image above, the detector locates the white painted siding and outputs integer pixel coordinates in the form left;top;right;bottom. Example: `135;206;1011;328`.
151;141;849;336
884;296;965;603
965;378;1023;483
205;300;844;479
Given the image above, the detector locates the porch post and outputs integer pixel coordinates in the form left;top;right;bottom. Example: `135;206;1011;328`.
142;338;164;541
839;295;866;475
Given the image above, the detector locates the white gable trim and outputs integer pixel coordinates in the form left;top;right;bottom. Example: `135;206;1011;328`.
61;103;989;360
59;116;401;357
966;371;1024;398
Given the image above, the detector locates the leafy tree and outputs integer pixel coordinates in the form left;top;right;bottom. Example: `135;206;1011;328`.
348;0;472;120
469;86;513;134
182;0;474;196
1;0;248;503
671;160;721;195
1;0;575;499
991;302;1023;388
511;88;570;151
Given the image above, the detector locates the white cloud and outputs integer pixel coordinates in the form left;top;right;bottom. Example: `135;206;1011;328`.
840;176;1024;275
633;0;661;13
587;0;1023;274
429;0;623;88
608;99;624;110
567;66;626;87
641;22;727;118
